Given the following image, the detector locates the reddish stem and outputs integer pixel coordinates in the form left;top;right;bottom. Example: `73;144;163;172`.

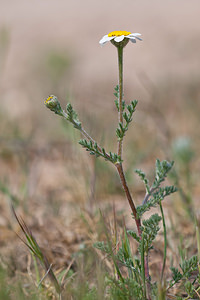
115;163;142;236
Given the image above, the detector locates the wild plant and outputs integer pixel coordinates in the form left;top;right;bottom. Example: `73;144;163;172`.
16;30;198;299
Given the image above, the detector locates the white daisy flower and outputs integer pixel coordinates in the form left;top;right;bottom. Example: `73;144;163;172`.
99;30;142;46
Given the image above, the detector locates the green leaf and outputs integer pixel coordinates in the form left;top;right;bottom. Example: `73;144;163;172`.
127;230;140;243
79;139;122;164
152;159;174;189
135;169;150;194
66;103;82;129
115;100;138;141
93;241;110;253
180;255;198;278
136;186;177;218
170;267;183;284
139;214;162;253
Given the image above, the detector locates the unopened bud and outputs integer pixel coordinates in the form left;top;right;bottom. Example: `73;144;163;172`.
44;95;63;116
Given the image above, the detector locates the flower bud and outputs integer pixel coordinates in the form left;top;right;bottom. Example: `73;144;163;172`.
44;95;63;116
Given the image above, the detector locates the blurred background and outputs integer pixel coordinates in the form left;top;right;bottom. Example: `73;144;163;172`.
0;0;200;286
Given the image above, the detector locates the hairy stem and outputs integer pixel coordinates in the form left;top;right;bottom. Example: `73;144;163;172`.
116;43;151;296
115;45;142;236
143;187;157;205
117;46;123;158
116;163;141;236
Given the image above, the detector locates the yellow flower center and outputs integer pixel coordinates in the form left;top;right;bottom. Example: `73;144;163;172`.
45;95;53;103
108;31;131;37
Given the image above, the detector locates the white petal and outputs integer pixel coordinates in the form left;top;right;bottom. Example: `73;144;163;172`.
114;35;125;42
99;35;114;45
135;36;143;41
128;34;142;41
129;37;136;43
129;33;142;37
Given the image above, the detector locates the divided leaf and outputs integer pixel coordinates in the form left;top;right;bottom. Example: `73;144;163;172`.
79;139;122;164
139;214;162;253
136;186;177;218
135;159;177;217
66;103;82;130
116;100;138;140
